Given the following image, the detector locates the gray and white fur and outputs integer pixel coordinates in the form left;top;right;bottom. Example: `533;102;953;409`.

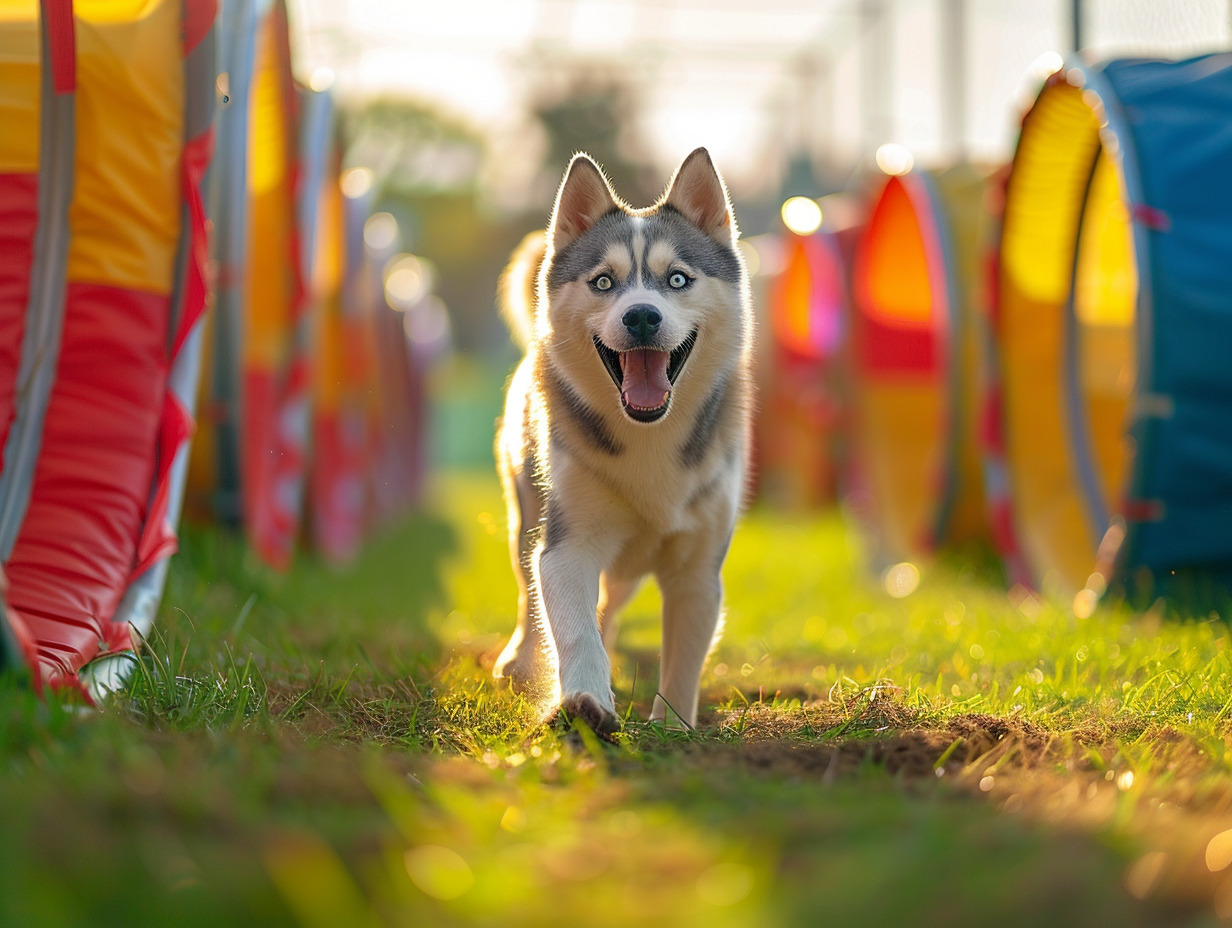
493;147;754;734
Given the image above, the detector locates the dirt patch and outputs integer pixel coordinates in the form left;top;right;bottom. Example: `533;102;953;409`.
637;703;1232;920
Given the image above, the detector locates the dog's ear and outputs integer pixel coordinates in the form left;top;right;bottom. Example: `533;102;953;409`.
549;154;618;250
664;148;734;242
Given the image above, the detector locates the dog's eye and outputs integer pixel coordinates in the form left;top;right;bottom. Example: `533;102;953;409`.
592;274;614;292
668;271;690;290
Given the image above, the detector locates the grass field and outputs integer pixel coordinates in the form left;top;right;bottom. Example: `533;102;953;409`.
3;471;1232;926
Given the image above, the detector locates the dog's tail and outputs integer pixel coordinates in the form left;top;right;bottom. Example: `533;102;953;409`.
498;230;547;349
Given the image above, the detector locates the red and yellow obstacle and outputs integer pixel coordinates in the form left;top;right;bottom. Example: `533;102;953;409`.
848;166;992;566
0;0;215;693
758;209;848;508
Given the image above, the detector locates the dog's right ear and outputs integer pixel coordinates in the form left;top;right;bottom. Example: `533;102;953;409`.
548;154;617;251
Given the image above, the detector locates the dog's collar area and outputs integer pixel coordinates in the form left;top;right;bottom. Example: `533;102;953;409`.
592;329;698;424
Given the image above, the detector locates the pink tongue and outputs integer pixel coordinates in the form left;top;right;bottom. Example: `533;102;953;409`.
620;349;672;410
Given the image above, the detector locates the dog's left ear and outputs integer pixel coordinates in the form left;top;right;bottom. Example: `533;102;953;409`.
664;148;734;243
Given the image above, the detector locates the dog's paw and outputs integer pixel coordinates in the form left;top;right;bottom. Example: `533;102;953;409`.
492;640;548;694
558;691;621;740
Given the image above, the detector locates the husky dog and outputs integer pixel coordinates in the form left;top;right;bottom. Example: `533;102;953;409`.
492;148;753;734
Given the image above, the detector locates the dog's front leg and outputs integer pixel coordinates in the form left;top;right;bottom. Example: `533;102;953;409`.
652;526;733;728
534;539;620;735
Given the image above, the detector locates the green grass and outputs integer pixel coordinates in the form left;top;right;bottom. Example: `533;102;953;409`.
3;472;1232;926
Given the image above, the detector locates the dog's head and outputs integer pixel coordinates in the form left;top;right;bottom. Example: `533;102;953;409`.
540;148;746;424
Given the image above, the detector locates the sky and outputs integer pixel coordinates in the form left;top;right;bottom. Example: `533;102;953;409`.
289;0;1231;196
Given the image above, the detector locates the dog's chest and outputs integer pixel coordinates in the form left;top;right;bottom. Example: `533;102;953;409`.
598;425;739;535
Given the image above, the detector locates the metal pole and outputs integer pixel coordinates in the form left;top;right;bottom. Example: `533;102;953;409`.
1071;0;1084;53
860;0;891;154
939;0;966;161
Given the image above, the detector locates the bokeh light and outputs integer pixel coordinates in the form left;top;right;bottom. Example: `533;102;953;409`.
363;211;398;253
384;253;433;310
883;562;921;598
340;166;373;200
308;66;335;93
874;143;914;176
780;196;823;236
404;845;474;900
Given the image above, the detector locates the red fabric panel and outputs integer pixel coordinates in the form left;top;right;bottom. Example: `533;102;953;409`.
310;411;365;563
40;0;76;94
172;127;215;358
0;174;37;466
182;0;218;54
6;283;169;686
243;366;306;570
855;314;938;377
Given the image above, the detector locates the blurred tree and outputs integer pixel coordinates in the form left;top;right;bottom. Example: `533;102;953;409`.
335;71;663;356
527;62;660;206
339;97;526;354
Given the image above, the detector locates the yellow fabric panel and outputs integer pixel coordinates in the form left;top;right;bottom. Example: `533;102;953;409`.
0;3;39;172
1075;151;1135;515
1075;152;1137;328
312;173;345;413
1002;86;1101;305
248;19;285;197
66;0;183;294
858;380;943;560
865;178;933;327
245;12;295;369
73;1;166;23
1075;148;1136;513
1000;289;1092;592
999;81;1123;594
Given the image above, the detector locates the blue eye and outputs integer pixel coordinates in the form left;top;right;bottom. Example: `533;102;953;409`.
593;274;613;292
668;271;689;289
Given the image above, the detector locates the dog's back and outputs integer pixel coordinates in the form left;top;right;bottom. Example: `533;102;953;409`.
498;230;547;350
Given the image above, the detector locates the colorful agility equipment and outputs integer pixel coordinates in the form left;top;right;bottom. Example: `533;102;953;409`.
0;0;216;692
758;225;847;507
849;167;989;564
190;0;309;569
302;93;376;562
991;54;1232;601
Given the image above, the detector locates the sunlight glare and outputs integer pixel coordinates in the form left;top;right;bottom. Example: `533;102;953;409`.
1027;51;1065;82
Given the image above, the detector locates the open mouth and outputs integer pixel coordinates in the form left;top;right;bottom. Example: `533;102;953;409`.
593;330;697;423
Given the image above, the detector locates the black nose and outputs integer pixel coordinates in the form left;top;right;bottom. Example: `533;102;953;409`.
622;304;662;341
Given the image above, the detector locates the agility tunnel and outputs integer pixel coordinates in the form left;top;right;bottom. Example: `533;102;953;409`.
758;223;847;507
848;166;991;565
301;91;379;563
190;0;310;570
367;224;430;522
991;54;1232;603
0;0;216;693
